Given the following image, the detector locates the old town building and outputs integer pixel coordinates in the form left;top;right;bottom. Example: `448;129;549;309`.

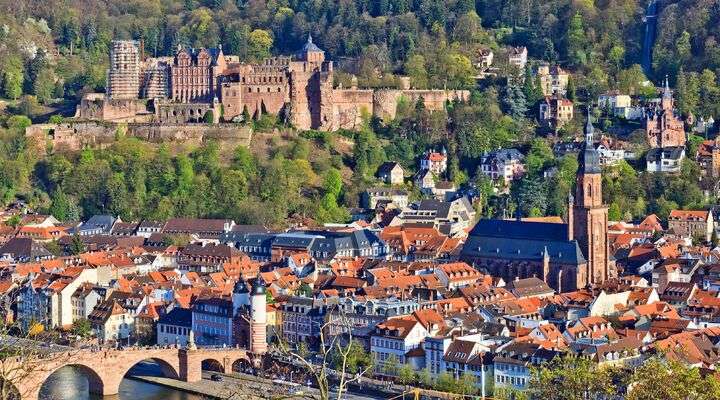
646;78;686;148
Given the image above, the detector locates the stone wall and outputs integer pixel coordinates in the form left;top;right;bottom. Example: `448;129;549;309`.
26;121;253;154
331;89;374;131
77;95;152;123
372;89;470;121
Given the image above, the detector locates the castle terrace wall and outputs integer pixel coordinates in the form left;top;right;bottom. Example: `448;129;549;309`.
372;89;470;121
25;122;253;153
331;89;374;131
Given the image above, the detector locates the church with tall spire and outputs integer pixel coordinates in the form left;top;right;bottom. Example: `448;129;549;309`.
461;110;613;292
571;108;612;286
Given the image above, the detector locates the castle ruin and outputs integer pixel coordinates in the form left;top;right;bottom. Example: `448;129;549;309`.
81;38;469;131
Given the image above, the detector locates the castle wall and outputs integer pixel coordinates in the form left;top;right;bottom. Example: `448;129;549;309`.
156;103;215;124
331;89;374;130
26;122;252;154
371;89;470;121
77;96;150;122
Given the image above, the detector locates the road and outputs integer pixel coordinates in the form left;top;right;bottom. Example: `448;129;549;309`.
200;371;388;400
131;370;388;400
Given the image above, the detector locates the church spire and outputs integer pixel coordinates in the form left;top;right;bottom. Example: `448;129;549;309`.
663;75;671;99
584;107;594;144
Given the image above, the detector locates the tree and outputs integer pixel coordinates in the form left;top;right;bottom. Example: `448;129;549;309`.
608;202;622;221
383;354;400;376
502;83;528;120
6;115;31;131
527;355;615;400
397;363;415;385
525;138;554;176
69;234;85;255
434;372;457;392
566;12;587;66
203;110;214;124
49;188;80;222
512;175;549;217
276;312;374;400
405;54;428;89
628;356;720;400
323;169;343;199
3;56;23;100
677;70;700;117
71;318;92;338
523;67;543;106
248;29;273;61
33;68;56;104
417;367;432;388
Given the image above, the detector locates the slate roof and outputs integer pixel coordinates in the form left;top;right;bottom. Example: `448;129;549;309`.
461;219;586;265
646;146;685;162
481;149;524;165
0;238;52;261
79;215;117;234
222;229;384;259
158;307;192;328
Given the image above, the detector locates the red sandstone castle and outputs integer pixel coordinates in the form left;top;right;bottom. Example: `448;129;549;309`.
86;38;468;131
646;77;686;148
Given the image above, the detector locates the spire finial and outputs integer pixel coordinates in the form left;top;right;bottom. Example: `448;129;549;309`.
308;33;313;44
663;75;672;98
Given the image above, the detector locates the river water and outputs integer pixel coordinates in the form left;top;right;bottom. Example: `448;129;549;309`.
39;361;205;400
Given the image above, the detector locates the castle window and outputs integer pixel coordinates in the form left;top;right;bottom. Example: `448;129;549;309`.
248;88;252;93
267;88;271;92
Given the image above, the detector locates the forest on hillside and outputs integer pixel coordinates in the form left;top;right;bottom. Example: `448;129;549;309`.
0;0;719;227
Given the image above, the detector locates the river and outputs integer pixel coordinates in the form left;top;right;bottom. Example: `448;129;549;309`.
39;361;205;400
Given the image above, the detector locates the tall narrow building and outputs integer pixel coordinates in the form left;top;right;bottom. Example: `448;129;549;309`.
573;109;611;285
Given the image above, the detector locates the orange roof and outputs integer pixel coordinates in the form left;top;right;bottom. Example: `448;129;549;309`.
17;225;69;240
427;152;446;162
668;210;709;221
411;308;444;330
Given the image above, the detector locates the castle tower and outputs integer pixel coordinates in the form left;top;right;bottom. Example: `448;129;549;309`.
107;40;140;100
573;108;610;288
250;277;268;355
298;34;325;64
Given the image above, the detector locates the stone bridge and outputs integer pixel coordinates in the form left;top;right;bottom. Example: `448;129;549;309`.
4;347;257;399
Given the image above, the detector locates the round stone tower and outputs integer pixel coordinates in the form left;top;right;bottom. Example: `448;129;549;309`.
250;277;268;355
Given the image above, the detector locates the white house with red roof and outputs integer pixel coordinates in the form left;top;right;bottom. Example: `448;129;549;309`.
420;149;447;175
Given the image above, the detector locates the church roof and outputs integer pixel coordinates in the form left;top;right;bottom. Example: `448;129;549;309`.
461;219;586;265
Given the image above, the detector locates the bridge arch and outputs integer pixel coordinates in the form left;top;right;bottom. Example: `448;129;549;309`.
231;357;253;373
38;363;105;399
201;358;225;373
121;356;181;380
